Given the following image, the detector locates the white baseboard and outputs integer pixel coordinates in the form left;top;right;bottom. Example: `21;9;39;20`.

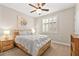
52;41;70;46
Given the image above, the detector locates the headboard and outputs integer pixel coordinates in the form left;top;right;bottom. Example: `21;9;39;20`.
12;29;32;40
12;30;19;40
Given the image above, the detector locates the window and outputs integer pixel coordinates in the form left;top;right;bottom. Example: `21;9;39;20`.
42;17;57;33
42;19;49;32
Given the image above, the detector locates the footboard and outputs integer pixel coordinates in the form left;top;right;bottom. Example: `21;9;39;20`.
15;40;51;56
15;43;31;55
37;40;51;55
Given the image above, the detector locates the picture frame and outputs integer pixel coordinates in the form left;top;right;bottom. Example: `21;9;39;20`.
17;16;27;28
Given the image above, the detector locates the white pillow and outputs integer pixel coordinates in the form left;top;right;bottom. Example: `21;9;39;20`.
19;31;32;35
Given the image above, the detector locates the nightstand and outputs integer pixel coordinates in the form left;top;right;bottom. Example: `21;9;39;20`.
0;37;14;52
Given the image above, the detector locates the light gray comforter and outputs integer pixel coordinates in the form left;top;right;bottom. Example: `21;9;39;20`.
15;34;50;55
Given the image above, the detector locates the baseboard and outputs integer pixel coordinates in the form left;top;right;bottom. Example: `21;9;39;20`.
52;41;70;46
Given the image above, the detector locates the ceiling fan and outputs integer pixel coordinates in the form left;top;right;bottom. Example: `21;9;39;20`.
28;3;49;14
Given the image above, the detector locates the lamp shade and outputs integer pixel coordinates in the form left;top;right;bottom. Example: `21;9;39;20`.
4;30;10;35
32;28;35;33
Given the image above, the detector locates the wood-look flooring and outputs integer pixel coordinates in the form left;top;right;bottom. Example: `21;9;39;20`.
0;42;70;56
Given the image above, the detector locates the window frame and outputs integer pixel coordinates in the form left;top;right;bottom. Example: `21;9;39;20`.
42;17;57;33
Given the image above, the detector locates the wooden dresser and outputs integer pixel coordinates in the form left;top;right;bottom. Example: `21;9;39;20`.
0;37;14;52
71;34;79;56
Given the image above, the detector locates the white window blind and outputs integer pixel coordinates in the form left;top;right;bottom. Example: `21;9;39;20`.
42;17;57;33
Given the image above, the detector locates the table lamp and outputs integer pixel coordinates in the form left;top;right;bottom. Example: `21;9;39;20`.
32;28;35;34
3;30;10;40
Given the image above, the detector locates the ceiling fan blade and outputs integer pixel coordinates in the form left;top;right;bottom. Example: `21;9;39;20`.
41;3;46;6
37;3;40;7
30;10;36;13
41;9;49;11
29;4;38;9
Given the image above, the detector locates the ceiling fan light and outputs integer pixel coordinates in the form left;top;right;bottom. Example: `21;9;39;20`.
36;9;42;14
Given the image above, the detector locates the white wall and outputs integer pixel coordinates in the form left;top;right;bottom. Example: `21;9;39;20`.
0;5;34;30
0;5;34;36
0;6;3;35
75;4;79;34
0;6;2;29
34;7;75;45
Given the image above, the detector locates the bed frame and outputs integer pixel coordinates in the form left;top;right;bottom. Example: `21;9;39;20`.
15;40;51;56
13;30;51;56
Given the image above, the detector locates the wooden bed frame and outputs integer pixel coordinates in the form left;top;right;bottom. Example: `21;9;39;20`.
15;40;51;56
13;30;51;56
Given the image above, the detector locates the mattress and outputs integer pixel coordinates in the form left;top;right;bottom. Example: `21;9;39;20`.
15;34;50;55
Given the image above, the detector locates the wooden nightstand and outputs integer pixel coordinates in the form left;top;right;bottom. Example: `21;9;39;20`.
0;37;14;52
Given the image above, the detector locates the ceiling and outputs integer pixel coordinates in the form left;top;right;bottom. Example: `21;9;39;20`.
0;3;75;18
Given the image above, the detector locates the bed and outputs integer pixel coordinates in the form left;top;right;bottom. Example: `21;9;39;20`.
13;30;51;56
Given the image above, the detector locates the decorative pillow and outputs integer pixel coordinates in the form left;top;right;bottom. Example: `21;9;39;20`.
19;31;32;35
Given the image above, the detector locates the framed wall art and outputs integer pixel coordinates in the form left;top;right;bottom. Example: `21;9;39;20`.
17;16;27;29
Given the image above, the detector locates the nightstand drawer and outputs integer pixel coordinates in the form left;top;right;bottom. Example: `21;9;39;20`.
0;37;14;52
2;40;13;46
1;44;14;52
